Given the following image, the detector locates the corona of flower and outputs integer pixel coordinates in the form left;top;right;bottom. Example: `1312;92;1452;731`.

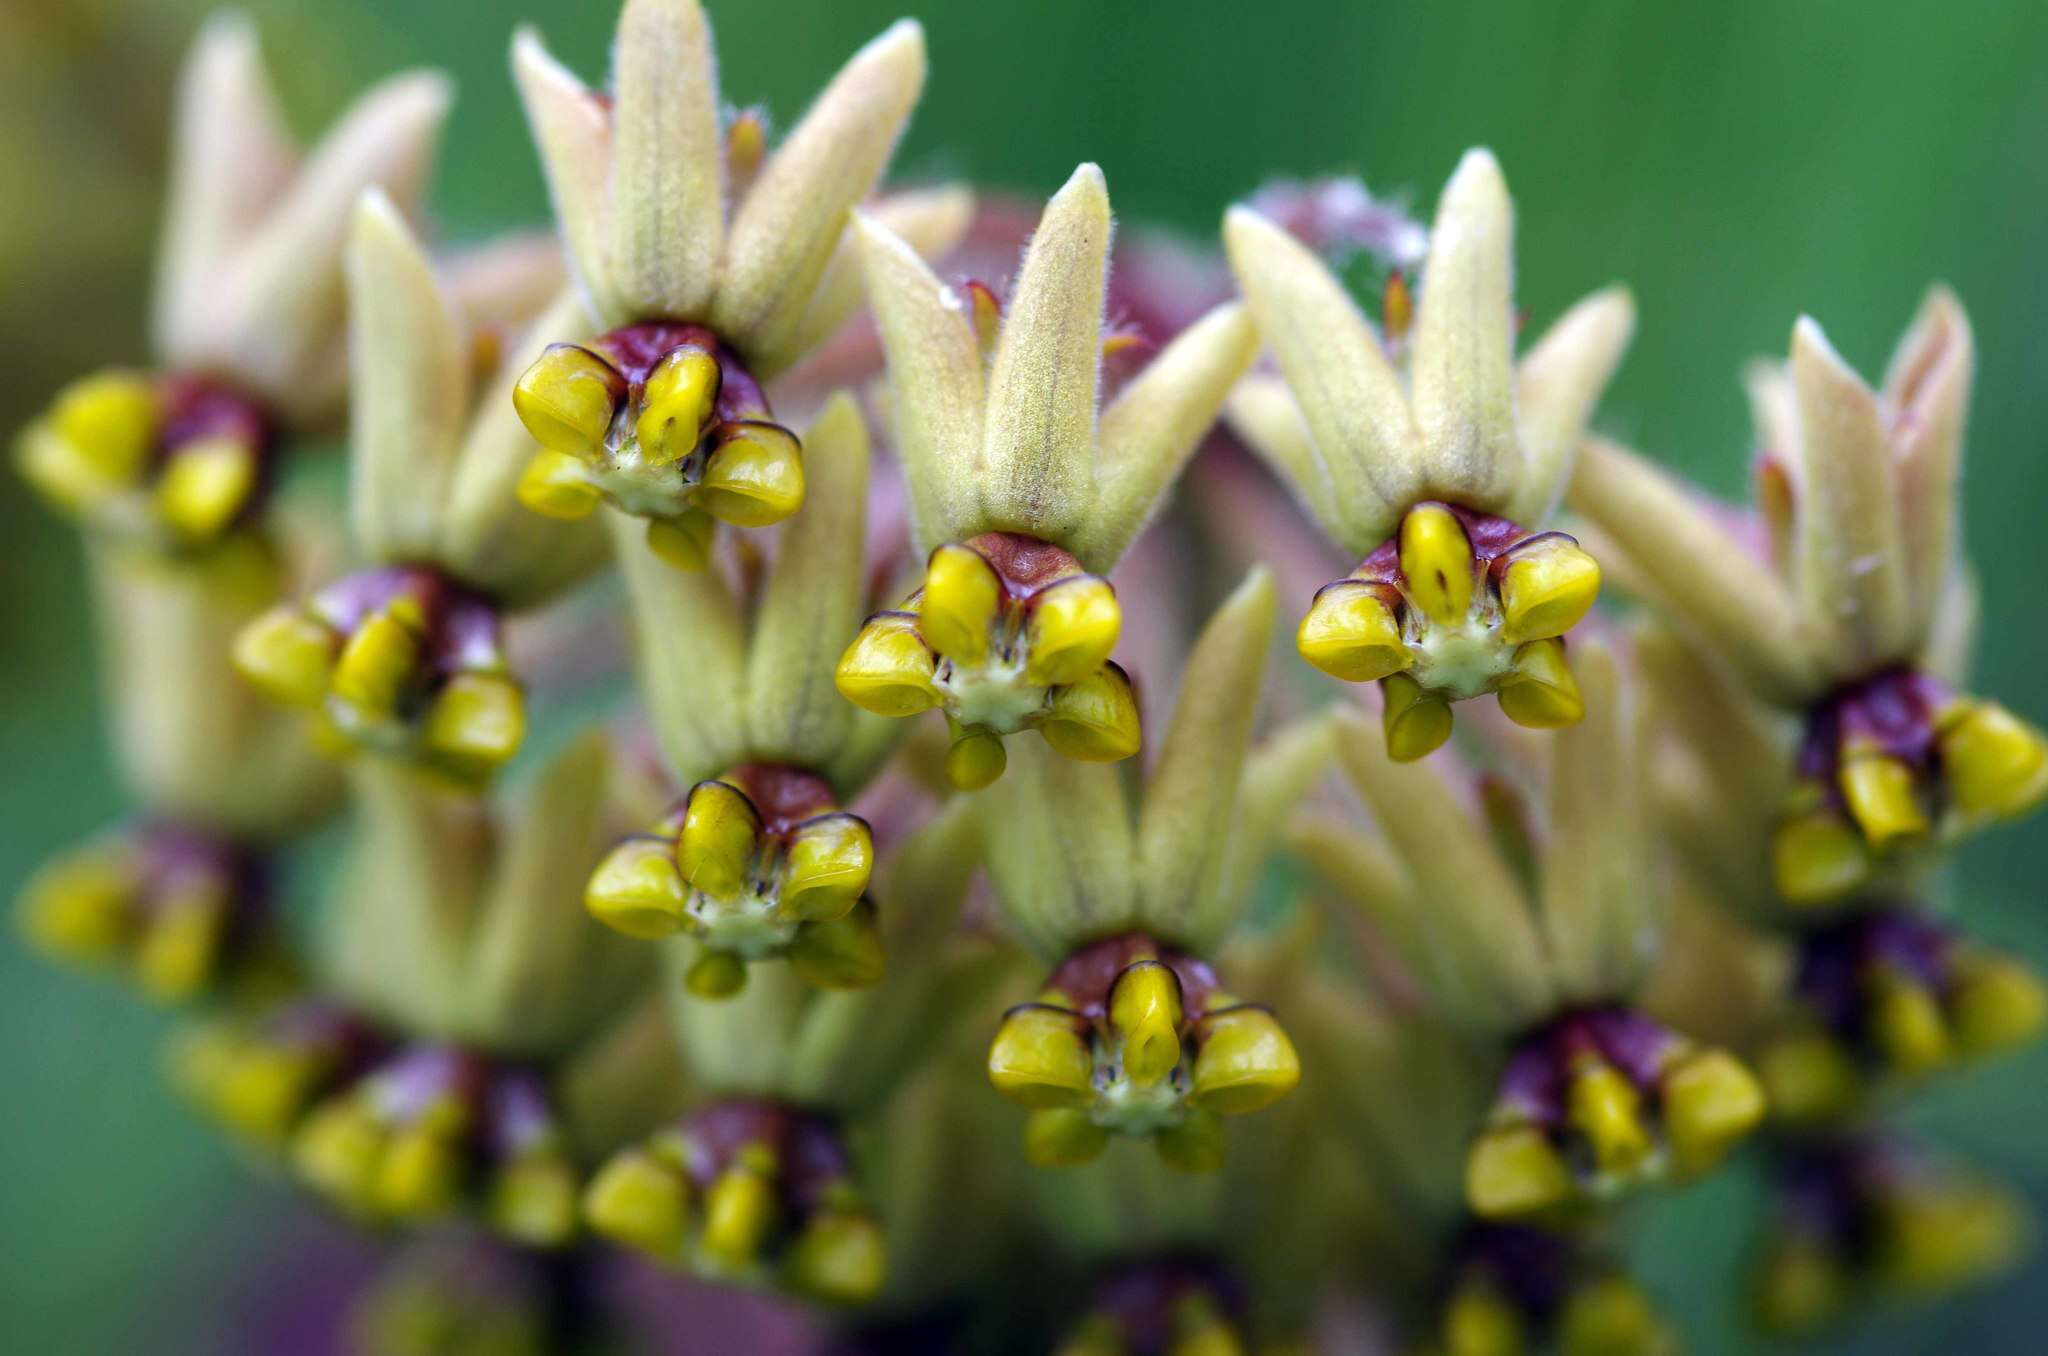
584;1100;885;1303
843;163;1257;787
1573;289;2048;904
1226;148;1633;759
585;765;881;997
1425;1226;1675;1356
1051;1258;1250;1356
508;0;939;565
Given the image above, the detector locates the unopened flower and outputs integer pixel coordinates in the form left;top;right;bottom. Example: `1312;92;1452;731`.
1225;149;1633;759
585;765;881;997
283;1044;581;1246
235;196;598;786
15;16;449;555
583;1099;885;1304
17;821;289;1006
1052;1257;1248;1356
1572;290;2046;902
976;571;1318;1166
1752;908;2045;1124
1295;640;1764;1220
1426;1226;1675;1356
1750;1133;2029;1336
843;164;1258;787
509;0;939;560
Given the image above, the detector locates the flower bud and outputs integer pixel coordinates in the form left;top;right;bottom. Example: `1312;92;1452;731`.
836;613;941;716
583;1148;690;1259
1039;663;1142;762
1382;671;1454;762
585;837;690;939
1026;575;1121;687
1296;580;1409;683
1499;537;1601;646
512;343;624;460
635;344;722;467
678;780;762;901
1189;1005;1300;1114
781;815;874;922
919;543;1002;665
1496;638;1584;730
988;1004;1095;1108
1399;503;1477;627
697;422;805;528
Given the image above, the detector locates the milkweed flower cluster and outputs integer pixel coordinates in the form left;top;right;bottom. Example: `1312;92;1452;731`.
15;2;2043;1351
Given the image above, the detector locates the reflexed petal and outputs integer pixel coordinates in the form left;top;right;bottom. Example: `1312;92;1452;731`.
1410;149;1517;508
607;0;724;321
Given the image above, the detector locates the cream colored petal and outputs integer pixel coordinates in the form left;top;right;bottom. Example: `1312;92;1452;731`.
1288;816;1431;990
219;69;452;424
975;738;1136;965
512;27;619;322
1536;638;1655;1004
1881;286;1973;642
766;184;974;384
152;13;298;366
711;20;927;372
1568;436;1821;705
1222;205;1414;551
744;392;878;768
978;163;1112;546
607;509;749;783
1134;568;1276;948
1076;302;1259;569
1742;357;1801;575
1333;709;1554;1033
1790;316;1914;672
1203;710;1338;953
1222;374;1352;545
439;291;609;608
438;230;568;337
1409;148;1518;510
852;209;985;551
346;190;468;566
1507;285;1635;524
607;0;725;323
1921;564;1979;689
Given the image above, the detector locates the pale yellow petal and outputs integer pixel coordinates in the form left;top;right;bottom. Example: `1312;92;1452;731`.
1508;285;1635;524
607;0;726;322
512;27;618;321
1790;316;1913;672
1881;286;1973;644
1410;148;1518;510
1223;205;1415;551
1222;374;1351;544
712;20;927;371
979;163;1111;546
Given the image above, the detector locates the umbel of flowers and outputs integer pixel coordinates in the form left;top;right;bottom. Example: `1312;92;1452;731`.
1225;149;1634;761
507;0;928;568
837;163;1258;789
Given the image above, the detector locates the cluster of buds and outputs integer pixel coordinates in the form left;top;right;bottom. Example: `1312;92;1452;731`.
583;1099;884;1304
16;371;275;553
1465;1007;1764;1221
17;822;286;1005
1297;504;1600;760
234;564;524;786
1754;909;2046;1122
986;934;1300;1170
173;1000;388;1149
1773;669;2048;905
512;322;803;569
837;533;1136;789
287;1044;584;1247
1751;1134;2027;1335
584;765;881;997
1422;1226;1673;1356
1053;1257;1248;1356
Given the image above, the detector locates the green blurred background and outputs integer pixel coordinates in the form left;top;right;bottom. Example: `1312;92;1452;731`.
4;1;2045;1351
